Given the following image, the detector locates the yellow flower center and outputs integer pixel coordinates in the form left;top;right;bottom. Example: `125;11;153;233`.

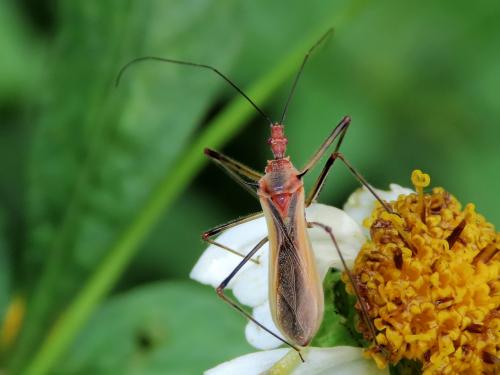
346;171;500;374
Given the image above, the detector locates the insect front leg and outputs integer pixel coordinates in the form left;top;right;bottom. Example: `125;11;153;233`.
216;236;305;361
305;151;394;214
298;116;351;178
202;148;266;262
202;212;264;263
307;152;431;256
205;148;263;199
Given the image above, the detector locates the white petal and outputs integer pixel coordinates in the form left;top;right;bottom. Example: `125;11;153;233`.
291;347;388;375
191;203;379;352
189;216;268;288
306;203;366;276
205;347;389;375
205;348;288;375
232;244;269;308
245;302;282;350
343;184;413;232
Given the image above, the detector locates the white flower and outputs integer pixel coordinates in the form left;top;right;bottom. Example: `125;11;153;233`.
343;184;414;233
190;184;412;374
206;346;389;375
190;203;365;349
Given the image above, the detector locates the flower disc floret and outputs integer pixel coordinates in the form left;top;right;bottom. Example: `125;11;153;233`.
347;171;500;374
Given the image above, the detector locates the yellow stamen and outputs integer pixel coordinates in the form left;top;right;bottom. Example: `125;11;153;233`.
411;169;430;221
346;171;500;374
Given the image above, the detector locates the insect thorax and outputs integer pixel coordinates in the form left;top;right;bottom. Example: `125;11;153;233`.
260;159;301;197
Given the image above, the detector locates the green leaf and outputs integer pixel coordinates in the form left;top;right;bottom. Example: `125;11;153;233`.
0;1;41;100
311;270;360;347
53;282;252;375
0;212;11;324
389;359;422;375
127;187;234;282
26;0;239;290
18;1;372;373
18;0;240;367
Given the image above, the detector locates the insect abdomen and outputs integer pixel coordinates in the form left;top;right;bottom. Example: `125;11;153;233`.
274;242;324;346
260;176;324;347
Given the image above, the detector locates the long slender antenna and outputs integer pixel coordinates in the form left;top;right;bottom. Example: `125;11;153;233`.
115;56;273;125
280;28;334;124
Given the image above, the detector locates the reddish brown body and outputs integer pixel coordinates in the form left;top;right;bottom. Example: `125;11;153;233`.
258;124;324;346
116;29;343;354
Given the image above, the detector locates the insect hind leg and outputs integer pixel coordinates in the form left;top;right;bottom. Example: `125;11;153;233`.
308;221;388;358
216;236;305;362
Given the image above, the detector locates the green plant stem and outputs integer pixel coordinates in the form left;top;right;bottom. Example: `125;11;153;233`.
21;5;365;374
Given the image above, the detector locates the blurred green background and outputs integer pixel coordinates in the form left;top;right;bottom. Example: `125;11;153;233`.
0;0;499;374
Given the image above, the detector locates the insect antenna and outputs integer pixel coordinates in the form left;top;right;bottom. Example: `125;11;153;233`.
279;28;334;124
115;56;273;125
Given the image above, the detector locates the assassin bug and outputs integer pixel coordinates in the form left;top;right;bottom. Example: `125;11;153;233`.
116;29;393;360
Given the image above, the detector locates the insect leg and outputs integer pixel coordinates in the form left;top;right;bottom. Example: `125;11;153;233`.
202;211;264;263
298;116;351;177
305;151;394;214
205;148;262;199
205;148;262;181
308;152;422;257
216;236;305;362
308;221;386;356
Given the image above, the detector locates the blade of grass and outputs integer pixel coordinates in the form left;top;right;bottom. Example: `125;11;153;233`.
21;4;366;374
11;2;241;368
